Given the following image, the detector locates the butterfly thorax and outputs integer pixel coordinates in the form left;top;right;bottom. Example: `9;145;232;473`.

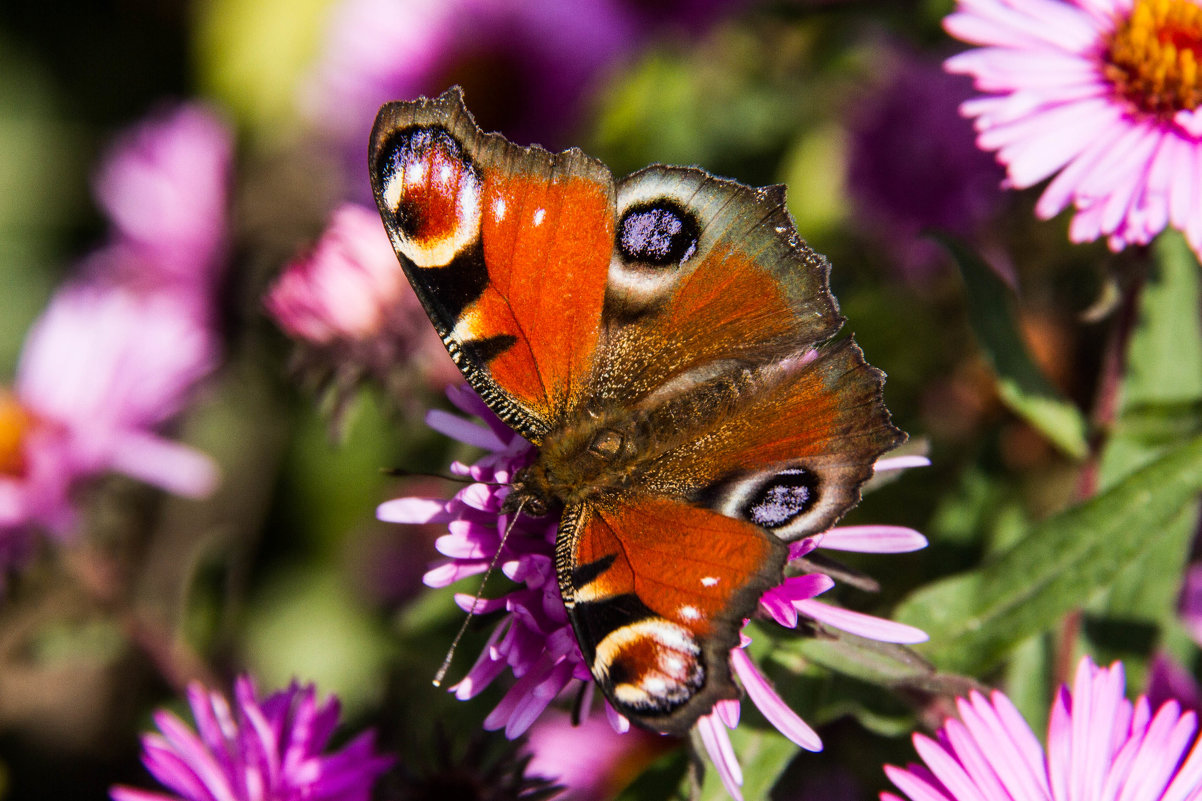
505;407;649;516
505;363;768;517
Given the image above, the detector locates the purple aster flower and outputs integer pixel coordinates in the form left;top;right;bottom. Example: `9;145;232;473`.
0;280;218;573
1147;653;1202;714
110;675;394;801
847;45;1006;282
884;656;1202;801
92;103;232;307
378;385;928;800
944;0;1202;259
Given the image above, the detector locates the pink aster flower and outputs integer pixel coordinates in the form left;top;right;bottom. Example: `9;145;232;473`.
92;103;232;302
883;655;1202;801
944;0;1202;258
0;280;219;573
110;675;394;801
378;384;928;800
264;204;459;416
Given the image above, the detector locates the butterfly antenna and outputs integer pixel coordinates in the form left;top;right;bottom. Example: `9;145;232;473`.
432;497;528;688
382;466;506;488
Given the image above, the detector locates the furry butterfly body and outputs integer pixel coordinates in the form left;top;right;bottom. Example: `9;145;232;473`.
369;88;902;736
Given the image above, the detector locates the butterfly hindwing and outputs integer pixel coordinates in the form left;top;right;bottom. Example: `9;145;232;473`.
370;89;616;439
558;494;787;736
644;339;903;542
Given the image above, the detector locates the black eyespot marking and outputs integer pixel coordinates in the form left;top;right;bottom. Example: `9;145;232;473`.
744;467;819;529
377;125;477;242
616;200;700;267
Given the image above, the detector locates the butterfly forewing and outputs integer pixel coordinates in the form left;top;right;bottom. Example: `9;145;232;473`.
370;89;615;439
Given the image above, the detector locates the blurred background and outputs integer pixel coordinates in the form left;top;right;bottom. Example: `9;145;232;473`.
0;0;1165;798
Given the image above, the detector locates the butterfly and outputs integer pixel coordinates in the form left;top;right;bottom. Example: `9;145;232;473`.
369;88;903;736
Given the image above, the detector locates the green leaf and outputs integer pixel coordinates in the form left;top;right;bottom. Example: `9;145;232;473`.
1120;231;1202;409
893;433;1202;675
1086;233;1202;671
939;236;1090;459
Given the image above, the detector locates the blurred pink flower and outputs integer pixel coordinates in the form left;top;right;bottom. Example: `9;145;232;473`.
265;203;459;413
524;709;663;800
883;656;1202;801
945;0;1202;259
379;385;928;800
92;103;232;304
0;281;219;573
302;0;748;184
111;675;393;801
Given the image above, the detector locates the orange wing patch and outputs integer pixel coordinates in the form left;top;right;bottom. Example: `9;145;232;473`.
454;170;613;422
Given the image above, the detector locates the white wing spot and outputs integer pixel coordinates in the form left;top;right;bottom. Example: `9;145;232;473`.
678;605;702;621
438;162;453;183
493;196;506;221
405;161;425;185
532;208;546;226
701;576;719;587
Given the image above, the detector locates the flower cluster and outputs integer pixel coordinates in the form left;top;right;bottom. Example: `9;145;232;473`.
111;676;394;801
379;384;929;800
945;0;1202;258
884;656;1202;801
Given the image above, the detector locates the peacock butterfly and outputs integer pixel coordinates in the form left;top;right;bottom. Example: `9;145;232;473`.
368;88;903;736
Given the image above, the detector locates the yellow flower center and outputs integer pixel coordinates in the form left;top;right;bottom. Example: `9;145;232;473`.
1105;0;1202;117
0;390;33;477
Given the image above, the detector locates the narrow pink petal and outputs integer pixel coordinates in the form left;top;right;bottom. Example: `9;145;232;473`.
111;788;181;801
959;691;1051;800
434;531;492;559
1035;112;1138;217
459;482;500;512
715;697;741;729
149;713;235;801
875;455;931;472
760;593;800;628
821;526;929;553
605;703;630;734
697;714;743;801
425;408;506;451
503;660;575;738
1160;724;1202;801
941;718;1015;801
731;648;821;751
1113;707;1194;801
453;593;507;614
422;560;485;587
913;733;991;801
107;432;219;498
795;600;928;643
884;761;956;801
376;496;453;524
